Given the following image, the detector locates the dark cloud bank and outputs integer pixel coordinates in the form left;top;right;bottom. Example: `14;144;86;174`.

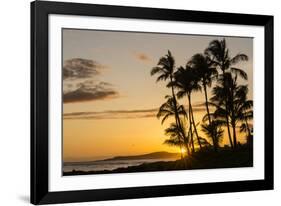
63;58;119;103
63;58;103;80
64;81;119;103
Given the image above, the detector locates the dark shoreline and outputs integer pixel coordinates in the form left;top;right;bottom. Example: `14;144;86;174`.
64;151;181;166
63;146;253;176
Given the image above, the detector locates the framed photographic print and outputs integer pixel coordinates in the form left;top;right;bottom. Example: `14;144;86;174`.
31;0;274;204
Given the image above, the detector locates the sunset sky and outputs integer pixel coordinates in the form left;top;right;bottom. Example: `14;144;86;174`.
62;29;253;162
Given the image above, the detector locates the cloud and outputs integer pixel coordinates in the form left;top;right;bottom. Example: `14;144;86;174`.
133;52;152;62
63;81;119;103
63;104;208;120
63;58;107;80
189;102;211;112
63;58;118;103
64;108;158;120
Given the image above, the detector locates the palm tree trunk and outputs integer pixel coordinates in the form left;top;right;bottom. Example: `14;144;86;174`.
169;76;187;152
184;141;190;156
245;120;253;147
203;84;216;151
232;121;237;148
170;77;186;141
188;94;202;150
184;132;190;155
222;71;234;149
188;106;195;153
245;120;251;138
229;87;237;148
203;84;211;124
189;127;195;153
226;116;233;148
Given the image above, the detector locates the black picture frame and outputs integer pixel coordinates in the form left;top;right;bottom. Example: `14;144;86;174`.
31;0;274;204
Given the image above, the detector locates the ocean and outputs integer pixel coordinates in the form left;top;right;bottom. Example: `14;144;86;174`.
63;157;179;173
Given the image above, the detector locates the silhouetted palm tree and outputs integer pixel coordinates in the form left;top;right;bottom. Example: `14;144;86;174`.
235;85;253;145
198;137;211;147
205;38;248;148
201;120;224;151
157;95;187;125
188;53;217;149
210;72;252;148
187;107;195;152
210;74;233;147
151;51;186;141
164;122;190;157
157;95;189;154
203;101;231;147
172;66;202;150
204;39;248;78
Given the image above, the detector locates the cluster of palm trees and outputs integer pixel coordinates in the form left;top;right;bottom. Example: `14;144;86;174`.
151;39;253;157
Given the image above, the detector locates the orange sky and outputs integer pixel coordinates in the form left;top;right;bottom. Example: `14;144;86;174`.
62;29;253;162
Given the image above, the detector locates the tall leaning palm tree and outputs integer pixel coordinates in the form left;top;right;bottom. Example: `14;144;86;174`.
172;66;202;150
205;38;248;149
187;53;217;149
151;51;185;140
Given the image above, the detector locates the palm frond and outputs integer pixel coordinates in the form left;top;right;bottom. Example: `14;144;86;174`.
230;67;248;80
150;66;162;76
230;54;248;64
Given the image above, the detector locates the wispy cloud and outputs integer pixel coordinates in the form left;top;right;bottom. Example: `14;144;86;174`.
133;52;152;62
63;104;207;120
64;108;158;120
